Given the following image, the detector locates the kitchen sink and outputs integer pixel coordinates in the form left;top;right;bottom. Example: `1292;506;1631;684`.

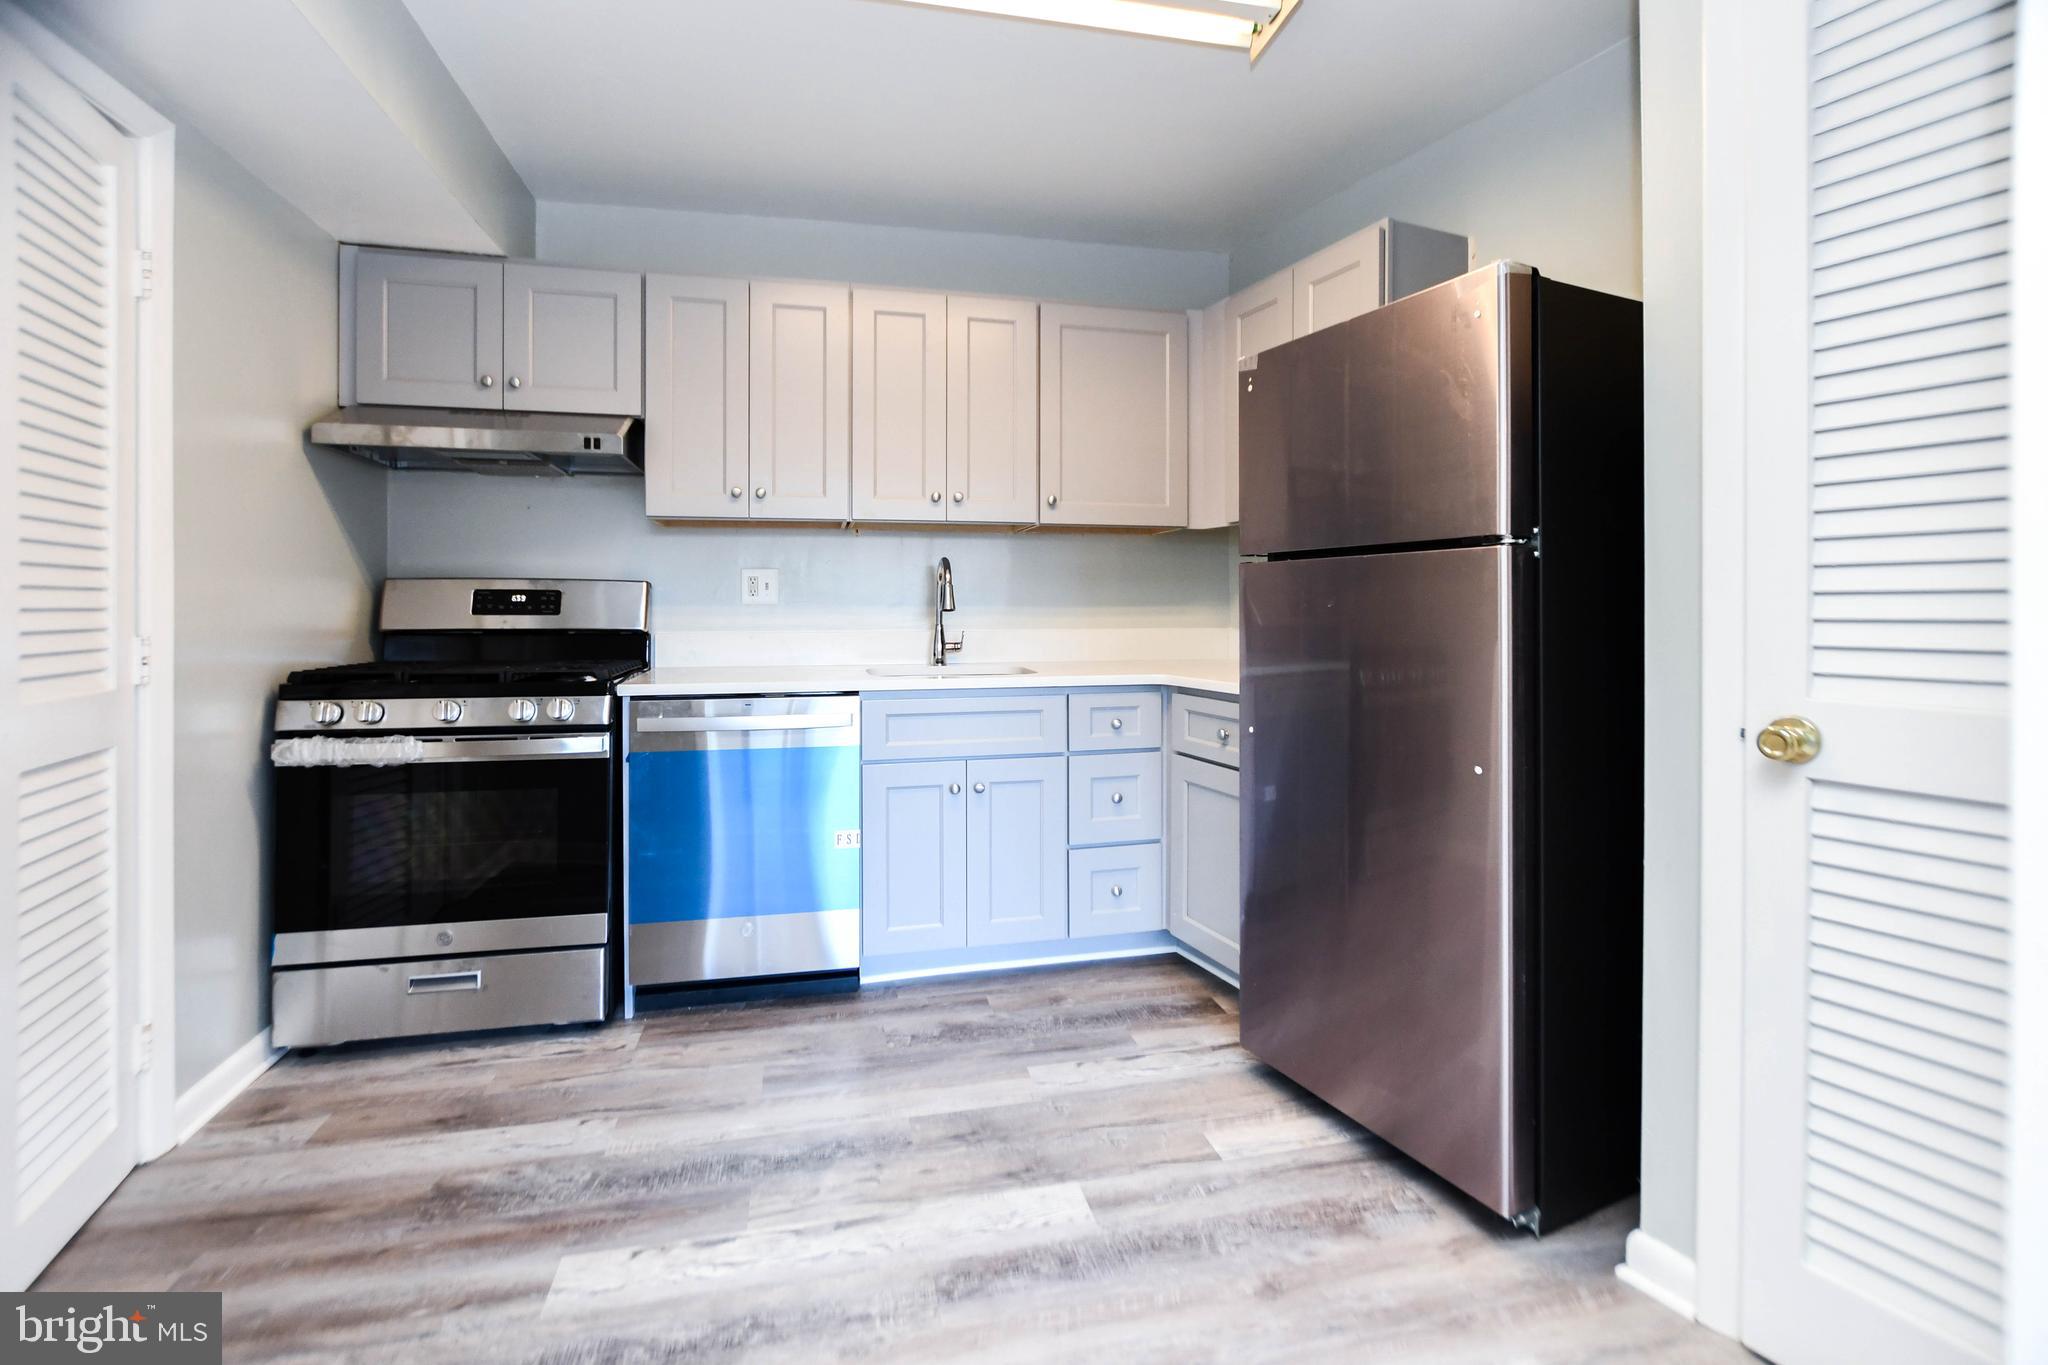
865;664;1037;678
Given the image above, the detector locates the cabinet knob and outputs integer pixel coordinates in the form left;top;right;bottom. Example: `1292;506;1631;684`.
1046;494;1058;509
930;492;941;504
1110;717;1123;730
755;487;767;499
1111;884;1124;898
731;486;743;499
507;375;523;390
1111;791;1124;805
948;782;962;795
1218;729;1231;744
480;373;495;388
973;782;986;794
953;492;964;503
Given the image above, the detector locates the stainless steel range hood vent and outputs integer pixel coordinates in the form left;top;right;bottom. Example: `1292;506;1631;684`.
308;407;643;477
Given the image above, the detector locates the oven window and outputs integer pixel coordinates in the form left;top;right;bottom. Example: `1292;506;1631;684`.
273;754;612;934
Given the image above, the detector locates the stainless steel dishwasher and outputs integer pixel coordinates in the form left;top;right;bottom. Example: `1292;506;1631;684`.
623;695;861;1006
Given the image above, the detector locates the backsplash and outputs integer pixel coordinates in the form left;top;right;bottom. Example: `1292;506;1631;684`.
385;473;1239;664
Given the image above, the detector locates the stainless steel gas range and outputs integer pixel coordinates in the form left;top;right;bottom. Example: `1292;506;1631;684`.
268;578;649;1048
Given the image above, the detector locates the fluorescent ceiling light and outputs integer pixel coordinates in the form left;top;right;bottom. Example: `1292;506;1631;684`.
892;0;1300;58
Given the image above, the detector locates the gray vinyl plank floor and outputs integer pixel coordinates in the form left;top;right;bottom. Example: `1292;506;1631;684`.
38;958;1752;1363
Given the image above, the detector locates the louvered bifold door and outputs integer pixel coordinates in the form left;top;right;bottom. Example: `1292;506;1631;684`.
1738;1;2017;1362
0;39;140;1292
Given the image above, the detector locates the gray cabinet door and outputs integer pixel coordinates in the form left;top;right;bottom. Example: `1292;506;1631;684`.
353;249;503;409
1070;843;1163;939
1168;752;1241;972
644;275;748;518
862;760;966;956
503;264;643;416
965;756;1066;946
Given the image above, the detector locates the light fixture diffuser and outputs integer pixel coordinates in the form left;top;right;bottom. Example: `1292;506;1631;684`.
893;0;1299;59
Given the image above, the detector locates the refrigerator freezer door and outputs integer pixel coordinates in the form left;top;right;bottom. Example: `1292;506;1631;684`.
1238;264;1533;556
1238;544;1532;1218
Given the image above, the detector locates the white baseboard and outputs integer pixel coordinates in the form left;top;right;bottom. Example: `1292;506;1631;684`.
172;1029;283;1146
1616;1227;1698;1321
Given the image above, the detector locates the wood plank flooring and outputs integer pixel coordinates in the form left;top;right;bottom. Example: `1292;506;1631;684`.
38;959;1750;1363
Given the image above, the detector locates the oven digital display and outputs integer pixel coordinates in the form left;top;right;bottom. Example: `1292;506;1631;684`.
472;588;562;616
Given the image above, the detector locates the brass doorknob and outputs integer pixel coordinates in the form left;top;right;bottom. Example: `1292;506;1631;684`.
1757;716;1821;764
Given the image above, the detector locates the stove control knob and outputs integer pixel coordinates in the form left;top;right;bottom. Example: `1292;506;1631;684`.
434;699;465;725
354;701;387;725
545;697;578;723
507;698;540;724
309;700;344;726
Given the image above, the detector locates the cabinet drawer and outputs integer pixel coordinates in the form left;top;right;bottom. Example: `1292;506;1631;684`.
1069;843;1163;938
862;694;1065;761
1170;692;1241;768
1067;690;1163;752
271;949;605;1048
1067;750;1163;847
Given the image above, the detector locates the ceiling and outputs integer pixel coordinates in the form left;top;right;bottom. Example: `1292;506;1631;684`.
403;0;1637;252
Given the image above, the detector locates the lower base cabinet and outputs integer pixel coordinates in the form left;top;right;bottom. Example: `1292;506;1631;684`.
1069;843;1163;938
862;755;1066;954
1168;751;1241;972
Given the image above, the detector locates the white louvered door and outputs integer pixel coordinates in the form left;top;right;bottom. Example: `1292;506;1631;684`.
0;39;140;1290
1739;1;2017;1361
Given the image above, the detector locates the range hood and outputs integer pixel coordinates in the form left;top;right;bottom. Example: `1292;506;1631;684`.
308;407;643;477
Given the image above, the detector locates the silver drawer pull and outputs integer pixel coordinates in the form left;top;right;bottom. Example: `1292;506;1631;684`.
973;782;986;794
1110;717;1123;730
949;782;962;795
407;970;481;995
1111;884;1124;898
1218;729;1231;744
1111;791;1124;805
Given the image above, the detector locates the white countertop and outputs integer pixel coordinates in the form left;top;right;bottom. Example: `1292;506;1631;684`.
616;658;1238;698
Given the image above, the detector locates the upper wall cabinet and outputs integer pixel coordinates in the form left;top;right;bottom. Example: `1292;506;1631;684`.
644;275;749;518
751;281;852;521
1185;219;1470;530
851;288;946;521
1039;304;1187;529
351;249;503;409
347;248;642;416
946;295;1039;524
851;293;1041;525
502;263;643;416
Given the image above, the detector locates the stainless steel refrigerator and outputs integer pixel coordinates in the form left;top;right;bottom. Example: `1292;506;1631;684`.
1237;262;1643;1233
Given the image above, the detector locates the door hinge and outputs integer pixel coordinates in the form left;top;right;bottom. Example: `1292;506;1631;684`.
132;634;153;686
131;248;155;301
132;1022;154;1074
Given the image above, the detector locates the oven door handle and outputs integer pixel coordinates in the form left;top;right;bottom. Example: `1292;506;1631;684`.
409;735;611;763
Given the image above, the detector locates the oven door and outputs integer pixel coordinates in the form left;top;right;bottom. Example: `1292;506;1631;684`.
272;732;614;966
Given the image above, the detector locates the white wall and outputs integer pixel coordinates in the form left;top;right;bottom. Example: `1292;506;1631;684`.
1634;1;1702;1272
1229;40;1643;300
172;130;386;1093
540;201;1228;310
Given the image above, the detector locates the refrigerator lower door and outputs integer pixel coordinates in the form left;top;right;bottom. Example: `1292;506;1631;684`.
1239;544;1533;1219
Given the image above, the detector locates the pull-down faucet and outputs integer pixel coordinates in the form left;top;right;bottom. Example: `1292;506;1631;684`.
930;557;964;666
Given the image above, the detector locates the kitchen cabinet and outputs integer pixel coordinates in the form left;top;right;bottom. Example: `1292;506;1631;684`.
1039;303;1187;528
861;760;967;955
1229;268;1296;370
351;248;503;409
1292;224;1386;338
1068;750;1163;847
1068;690;1162;752
644;275;750;519
750;280;852;520
861;694;1065;762
965;756;1067;945
1168;751;1241;973
1170;693;1240;769
348;248;641;415
946;295;1038;523
502;264;642;416
851;288;946;521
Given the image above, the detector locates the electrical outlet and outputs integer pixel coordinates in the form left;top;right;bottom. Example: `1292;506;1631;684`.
741;568;780;605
